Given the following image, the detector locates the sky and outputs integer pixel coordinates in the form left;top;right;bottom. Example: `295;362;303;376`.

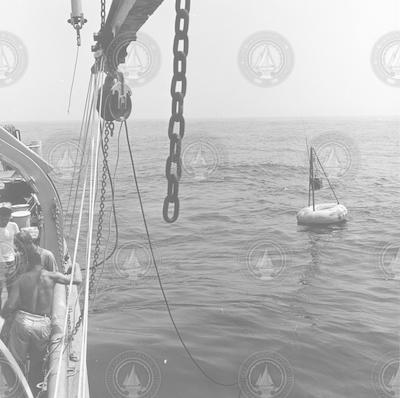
0;0;399;121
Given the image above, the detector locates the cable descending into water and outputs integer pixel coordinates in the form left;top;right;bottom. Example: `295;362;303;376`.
93;123;123;304
123;121;237;388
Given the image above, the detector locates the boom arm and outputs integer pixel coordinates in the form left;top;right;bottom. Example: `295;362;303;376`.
96;0;165;62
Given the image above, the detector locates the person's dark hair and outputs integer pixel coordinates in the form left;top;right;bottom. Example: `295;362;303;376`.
14;230;33;248
14;230;35;262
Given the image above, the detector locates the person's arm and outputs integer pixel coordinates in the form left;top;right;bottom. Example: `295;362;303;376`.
1;281;19;318
44;251;57;272
50;264;82;286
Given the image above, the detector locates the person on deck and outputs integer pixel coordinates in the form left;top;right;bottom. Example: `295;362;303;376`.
0;248;82;394
18;229;57;271
0;203;19;309
4;229;56;298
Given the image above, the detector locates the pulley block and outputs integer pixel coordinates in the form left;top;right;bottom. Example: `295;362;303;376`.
97;78;132;122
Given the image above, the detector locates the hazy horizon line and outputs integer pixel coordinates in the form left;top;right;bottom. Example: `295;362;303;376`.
3;115;400;124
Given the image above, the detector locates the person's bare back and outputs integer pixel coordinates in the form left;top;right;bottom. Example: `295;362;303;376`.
17;268;59;315
1;251;82;318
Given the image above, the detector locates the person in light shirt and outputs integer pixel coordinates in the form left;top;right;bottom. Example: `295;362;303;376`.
0;203;19;309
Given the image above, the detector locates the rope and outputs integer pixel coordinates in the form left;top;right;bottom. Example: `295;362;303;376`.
312;148;340;204
53;68;102;397
78;62;106;398
92;123;122;304
67;46;80;114
53;162;89;397
66;73;95;239
123;121;237;387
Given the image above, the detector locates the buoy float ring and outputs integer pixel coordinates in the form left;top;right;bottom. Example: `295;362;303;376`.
297;203;348;225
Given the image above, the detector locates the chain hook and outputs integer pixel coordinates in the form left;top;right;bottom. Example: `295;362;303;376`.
68;15;87;47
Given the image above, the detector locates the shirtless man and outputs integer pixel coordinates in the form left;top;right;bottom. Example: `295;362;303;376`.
0;249;81;392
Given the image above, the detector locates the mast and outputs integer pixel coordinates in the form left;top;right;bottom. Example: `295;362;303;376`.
308;147;316;211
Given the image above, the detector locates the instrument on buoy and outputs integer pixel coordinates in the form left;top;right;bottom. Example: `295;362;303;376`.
297;146;348;226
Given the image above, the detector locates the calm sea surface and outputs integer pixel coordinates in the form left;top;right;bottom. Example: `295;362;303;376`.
17;118;400;398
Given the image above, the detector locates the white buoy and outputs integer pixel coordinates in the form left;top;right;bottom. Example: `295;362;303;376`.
297;203;348;225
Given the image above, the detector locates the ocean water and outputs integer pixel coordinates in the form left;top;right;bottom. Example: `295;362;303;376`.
16;118;400;398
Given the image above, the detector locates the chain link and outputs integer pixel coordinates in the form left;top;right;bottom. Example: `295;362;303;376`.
69;309;83;340
89;121;113;297
101;0;106;27
52;202;75;337
52;203;66;272
69;121;113;338
163;0;190;223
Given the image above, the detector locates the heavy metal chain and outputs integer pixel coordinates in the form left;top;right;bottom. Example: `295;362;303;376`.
163;0;191;223
69;311;83;340
52;203;66;272
70;121;113;338
101;0;106;27
52;202;75;336
89;121;113;297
